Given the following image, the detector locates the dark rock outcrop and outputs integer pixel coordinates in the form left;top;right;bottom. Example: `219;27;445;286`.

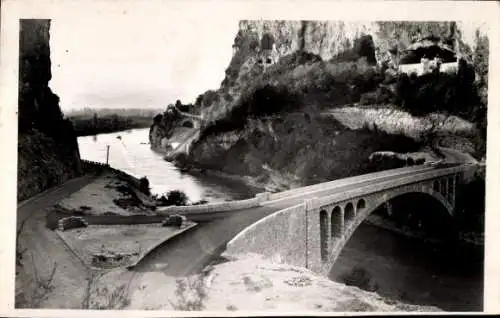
17;19;81;202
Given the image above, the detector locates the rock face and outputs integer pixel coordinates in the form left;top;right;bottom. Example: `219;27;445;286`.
150;20;488;183
17;19;81;201
237;20;488;66
193;20;489;124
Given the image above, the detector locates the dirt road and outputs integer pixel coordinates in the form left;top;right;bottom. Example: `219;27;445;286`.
16;175;96;308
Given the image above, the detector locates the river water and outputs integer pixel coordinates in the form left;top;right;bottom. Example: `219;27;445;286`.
77;128;259;202
78;128;483;311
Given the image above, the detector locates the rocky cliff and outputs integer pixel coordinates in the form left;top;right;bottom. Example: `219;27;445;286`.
152;20;488;190
17;19;81;202
195;20;488;123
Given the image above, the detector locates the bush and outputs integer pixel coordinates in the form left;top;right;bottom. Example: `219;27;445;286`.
139;177;151;195
155;190;189;206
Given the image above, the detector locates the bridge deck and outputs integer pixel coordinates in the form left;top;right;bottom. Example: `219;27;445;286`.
132;164;457;275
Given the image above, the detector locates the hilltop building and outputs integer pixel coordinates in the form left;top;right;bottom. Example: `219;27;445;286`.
398;37;459;76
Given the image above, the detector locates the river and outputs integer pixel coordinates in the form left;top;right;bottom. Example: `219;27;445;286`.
78;128;483;312
78;128;260;202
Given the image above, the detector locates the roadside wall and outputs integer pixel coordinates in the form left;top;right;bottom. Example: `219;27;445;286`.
80;159;142;189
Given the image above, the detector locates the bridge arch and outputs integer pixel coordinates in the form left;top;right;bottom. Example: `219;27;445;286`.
181;119;195;128
224;168;468;278
319;209;329;261
325;188;455;274
344;202;355;225
331;206;343;238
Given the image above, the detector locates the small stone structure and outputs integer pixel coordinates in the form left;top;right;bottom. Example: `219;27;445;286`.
58;216;88;231
162;214;187;227
397;38;459;76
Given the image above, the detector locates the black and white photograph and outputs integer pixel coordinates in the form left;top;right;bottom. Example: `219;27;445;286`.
1;0;499;315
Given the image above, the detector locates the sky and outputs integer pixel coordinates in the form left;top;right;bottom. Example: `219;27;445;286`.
49;11;238;111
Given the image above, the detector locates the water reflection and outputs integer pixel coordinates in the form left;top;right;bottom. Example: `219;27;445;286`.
78;128;258;202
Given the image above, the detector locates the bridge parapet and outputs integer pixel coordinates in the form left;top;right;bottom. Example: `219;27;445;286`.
267;165;436;202
156;191;271;216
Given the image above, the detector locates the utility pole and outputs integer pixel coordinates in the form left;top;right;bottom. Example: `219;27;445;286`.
106;145;110;165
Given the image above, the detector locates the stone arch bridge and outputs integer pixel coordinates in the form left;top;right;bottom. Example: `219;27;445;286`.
221;163;477;276
167;105;203;129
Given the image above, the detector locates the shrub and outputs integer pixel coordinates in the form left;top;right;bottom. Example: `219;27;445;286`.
139;177;151;195
155;190;189;206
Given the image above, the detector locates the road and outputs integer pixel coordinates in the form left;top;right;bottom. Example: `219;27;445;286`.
16;174;96;308
132;164;445;276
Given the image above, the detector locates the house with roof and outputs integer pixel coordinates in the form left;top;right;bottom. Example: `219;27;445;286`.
397;37;459;76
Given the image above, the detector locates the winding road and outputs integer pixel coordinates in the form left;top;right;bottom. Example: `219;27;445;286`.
16;174;97;308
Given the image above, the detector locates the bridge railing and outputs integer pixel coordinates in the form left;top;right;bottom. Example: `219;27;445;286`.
156;192;270;215
313;164;468;210
80;159;109;173
267;165;436;201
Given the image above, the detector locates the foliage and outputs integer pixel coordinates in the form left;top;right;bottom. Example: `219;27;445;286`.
169;277;207;311
69;112;154;137
393;59;482;118
17;128;80;202
138;177;151;195
154;190;189;206
192;111;421;184
199;53;385;141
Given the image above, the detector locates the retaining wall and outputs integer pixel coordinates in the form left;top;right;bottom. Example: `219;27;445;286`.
80;159;143;189
225;203;308;268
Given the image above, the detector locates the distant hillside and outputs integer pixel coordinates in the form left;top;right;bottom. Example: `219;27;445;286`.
67;108;163;136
